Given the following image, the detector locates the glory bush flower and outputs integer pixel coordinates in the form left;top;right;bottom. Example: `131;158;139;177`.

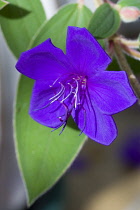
16;26;136;145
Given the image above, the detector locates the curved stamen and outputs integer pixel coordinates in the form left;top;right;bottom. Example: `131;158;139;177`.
58;101;74;134
49;82;65;101
60;83;73;103
49;72;73;87
59;121;67;135
34;74;88;135
33;101;52;111
49;76;61;87
50;83;65;104
51;122;64;132
51;102;70;134
51;120;67;135
73;78;79;109
33;83;65;112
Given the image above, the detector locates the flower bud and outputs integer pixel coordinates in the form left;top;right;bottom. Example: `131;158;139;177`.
120;6;140;23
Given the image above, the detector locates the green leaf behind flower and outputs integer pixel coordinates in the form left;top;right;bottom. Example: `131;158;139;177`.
30;3;92;51
0;0;46;58
0;0;9;10
117;0;140;9
88;3;121;39
14;3;91;205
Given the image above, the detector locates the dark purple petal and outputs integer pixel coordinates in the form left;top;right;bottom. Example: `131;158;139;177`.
88;71;137;115
72;98;117;145
16;39;72;81
30;80;67;128
66;26;111;76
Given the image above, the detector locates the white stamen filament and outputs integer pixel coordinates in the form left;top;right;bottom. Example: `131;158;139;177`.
73;78;79;109
50;83;65;103
46;74;87;135
49;76;61;87
49;82;65;101
60;83;73;103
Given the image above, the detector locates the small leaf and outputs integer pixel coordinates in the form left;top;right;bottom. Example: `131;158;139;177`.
30;4;92;51
0;0;46;58
0;0;9;10
0;4;30;18
117;0;140;9
88;3;121;39
14;76;86;205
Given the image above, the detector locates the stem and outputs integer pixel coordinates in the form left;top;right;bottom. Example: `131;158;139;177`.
114;41;140;100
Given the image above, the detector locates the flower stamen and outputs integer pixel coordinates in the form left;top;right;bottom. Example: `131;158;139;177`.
60;83;73;103
73;78;79;109
49;82;65;101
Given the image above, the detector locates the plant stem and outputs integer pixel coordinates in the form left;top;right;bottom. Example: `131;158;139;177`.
114;41;140;101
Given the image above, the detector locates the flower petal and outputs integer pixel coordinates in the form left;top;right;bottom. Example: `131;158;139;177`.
88;71;137;115
66;26;111;76
16;39;71;81
72;98;117;145
30;80;68;128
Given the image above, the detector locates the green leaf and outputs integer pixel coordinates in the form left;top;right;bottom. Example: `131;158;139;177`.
15;76;86;205
14;3;91;205
0;0;46;58
30;3;92;51
0;0;9;10
88;3;121;39
117;0;140;9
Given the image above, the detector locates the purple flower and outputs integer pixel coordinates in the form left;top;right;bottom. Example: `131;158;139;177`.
16;27;137;145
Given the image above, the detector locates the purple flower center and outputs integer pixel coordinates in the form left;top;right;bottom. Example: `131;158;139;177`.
49;74;87;108
47;73;87;133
